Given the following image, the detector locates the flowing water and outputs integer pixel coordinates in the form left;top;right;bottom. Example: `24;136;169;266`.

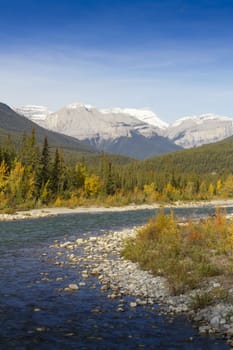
0;206;232;350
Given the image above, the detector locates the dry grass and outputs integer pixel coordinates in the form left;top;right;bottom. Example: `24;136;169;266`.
122;208;233;295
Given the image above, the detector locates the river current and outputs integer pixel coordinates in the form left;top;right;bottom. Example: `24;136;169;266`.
0;206;232;350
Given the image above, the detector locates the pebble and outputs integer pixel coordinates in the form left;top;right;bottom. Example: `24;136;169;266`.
210;316;220;328
116;307;124;312
64;284;79;292
36;327;46;332
130;302;137;308
79;282;86;286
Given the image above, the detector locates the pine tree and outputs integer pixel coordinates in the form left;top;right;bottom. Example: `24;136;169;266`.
36;136;51;197
105;162;115;195
50;148;64;196
19;128;40;169
40;136;50;185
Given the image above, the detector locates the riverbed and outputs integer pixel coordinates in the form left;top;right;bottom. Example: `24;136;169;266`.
0;207;232;349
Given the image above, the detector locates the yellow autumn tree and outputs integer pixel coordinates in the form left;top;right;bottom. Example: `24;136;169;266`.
8;161;24;193
0;160;8;207
221;175;233;198
216;179;222;196
84;175;101;197
163;182;179;201
0;160;8;192
40;180;51;204
143;182;160;202
208;183;215;198
25;171;35;200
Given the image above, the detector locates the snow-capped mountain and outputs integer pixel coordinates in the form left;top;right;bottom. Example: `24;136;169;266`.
44;103;180;159
164;113;233;148
15;101;233;156
100;107;168;131
14;105;52;128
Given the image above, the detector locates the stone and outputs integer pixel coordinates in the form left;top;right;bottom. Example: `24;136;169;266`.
56;277;63;281
76;238;84;245
108;293;117;299
220;318;226;325
116;307;124;312
36;327;46;332
130;302;137;308
68;284;79;291
210;316;220;328
199;325;209;334
34;308;41;312
212;282;221;288
79;282;86;286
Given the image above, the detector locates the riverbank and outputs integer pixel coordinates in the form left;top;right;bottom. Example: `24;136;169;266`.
51;225;233;348
1;198;233;221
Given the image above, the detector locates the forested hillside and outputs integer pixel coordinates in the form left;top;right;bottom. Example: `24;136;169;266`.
0;128;137;210
144;136;233;175
1;128;233;212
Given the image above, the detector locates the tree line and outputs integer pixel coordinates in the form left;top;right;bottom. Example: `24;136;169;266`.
0;129;233;211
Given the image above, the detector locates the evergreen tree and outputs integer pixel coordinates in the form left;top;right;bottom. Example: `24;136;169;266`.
36;136;51;197
40;136;50;184
105;162;115;195
19;128;40;169
50;148;65;196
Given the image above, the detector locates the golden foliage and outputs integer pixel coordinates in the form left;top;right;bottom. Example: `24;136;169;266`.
123;209;233;295
84;175;101;197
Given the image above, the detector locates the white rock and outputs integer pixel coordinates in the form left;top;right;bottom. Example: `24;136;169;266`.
210;316;220;328
67;284;79;291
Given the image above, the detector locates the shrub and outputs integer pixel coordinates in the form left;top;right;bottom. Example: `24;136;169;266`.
122;209;233;295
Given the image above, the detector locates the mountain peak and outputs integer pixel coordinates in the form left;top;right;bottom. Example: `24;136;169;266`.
100;107;168;130
14;105;52;122
171;113;233;128
66;102;94;111
165;113;233;148
43;103;179;159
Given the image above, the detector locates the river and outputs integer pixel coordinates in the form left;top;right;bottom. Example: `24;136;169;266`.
0;206;232;349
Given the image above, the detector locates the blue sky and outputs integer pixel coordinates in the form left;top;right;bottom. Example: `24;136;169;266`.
1;0;233;122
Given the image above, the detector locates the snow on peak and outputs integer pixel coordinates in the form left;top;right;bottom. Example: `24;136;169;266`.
171;113;233;128
100;107;168;130
164;112;233;149
67;102;94;111
15;105;52;121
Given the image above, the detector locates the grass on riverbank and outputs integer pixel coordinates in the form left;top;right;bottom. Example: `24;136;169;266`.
122;209;233;295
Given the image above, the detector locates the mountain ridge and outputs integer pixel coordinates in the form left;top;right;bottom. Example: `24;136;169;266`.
164;113;233;148
13;102;233;152
43;103;180;159
0;102;97;156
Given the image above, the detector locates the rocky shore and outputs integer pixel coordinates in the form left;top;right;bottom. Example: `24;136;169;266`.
51;226;233;348
1;198;233;221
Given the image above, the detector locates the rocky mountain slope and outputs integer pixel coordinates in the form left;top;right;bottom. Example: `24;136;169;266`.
164;114;233;148
0;103;97;155
14;105;52;128
43;103;180;159
100;107;168;131
16;102;233;153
